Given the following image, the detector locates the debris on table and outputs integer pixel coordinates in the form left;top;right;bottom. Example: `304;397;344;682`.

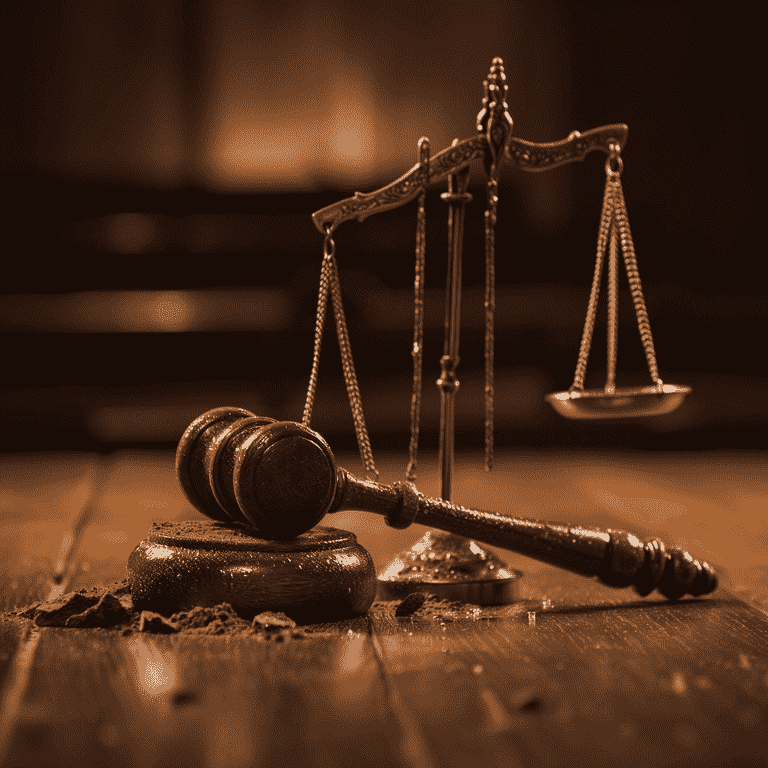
65;593;132;628
3;580;310;640
394;592;429;617
391;594;484;621
166;604;307;639
389;592;528;622
138;610;178;634
33;592;102;627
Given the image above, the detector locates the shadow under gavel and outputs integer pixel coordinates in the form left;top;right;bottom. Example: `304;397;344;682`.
177;407;717;601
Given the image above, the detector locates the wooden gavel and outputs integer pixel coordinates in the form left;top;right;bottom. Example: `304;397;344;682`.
176;407;717;600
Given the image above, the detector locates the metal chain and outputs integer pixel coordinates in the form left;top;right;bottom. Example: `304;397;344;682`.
571;172;614;391
327;241;378;479
304;228;378;479
612;174;663;388
302;233;334;427
484;177;498;471
571;145;663;393
406;140;429;481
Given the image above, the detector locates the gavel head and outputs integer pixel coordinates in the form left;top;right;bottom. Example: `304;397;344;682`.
176;407;339;540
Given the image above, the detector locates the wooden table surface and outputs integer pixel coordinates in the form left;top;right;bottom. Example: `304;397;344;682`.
1;448;766;767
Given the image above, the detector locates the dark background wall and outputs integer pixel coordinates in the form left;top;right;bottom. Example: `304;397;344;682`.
1;2;763;454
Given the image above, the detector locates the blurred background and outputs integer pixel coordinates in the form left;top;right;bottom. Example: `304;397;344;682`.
0;1;763;455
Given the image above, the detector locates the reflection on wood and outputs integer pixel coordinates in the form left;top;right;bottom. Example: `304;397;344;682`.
1;451;767;767
369;575;768;768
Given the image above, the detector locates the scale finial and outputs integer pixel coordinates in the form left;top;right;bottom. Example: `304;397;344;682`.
478;57;513;177
488;57;507;94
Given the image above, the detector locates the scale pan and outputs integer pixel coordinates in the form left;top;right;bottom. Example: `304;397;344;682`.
546;384;691;420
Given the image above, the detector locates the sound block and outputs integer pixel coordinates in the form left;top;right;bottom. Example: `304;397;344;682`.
127;520;377;624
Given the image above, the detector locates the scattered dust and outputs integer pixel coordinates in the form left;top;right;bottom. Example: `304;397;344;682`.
385;594;489;621
3;584;516;636
2;580;311;640
138;611;178;634
394;592;429;617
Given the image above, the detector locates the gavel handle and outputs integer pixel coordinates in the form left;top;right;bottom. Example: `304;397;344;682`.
332;469;717;600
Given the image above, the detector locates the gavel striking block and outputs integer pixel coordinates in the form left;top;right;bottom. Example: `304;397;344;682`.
172;408;717;601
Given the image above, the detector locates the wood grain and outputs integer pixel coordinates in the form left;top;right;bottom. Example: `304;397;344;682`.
0;452;104;766
3;452;421;768
1;449;767;768
369;577;768;767
0;452;101;610
3;619;426;768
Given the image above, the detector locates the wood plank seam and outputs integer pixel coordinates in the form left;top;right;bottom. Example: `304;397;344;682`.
0;456;111;767
366;613;440;768
52;456;112;583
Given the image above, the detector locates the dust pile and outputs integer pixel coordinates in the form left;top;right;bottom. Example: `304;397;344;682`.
391;593;486;620
4;580;310;640
3;585;506;637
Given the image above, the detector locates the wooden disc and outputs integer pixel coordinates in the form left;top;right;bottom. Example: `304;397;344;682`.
128;520;377;624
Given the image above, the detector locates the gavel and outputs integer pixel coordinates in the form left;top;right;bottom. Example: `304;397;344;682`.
176;407;717;601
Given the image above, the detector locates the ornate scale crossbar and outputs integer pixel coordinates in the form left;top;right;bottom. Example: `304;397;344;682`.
302;57;691;604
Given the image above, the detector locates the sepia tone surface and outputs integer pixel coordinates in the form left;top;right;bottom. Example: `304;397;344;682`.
1;2;765;766
1;450;767;767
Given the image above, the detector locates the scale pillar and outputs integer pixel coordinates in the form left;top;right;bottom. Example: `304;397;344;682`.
438;160;471;501
377;64;521;606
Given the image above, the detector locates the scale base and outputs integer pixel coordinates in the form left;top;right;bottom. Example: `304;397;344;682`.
377;530;522;606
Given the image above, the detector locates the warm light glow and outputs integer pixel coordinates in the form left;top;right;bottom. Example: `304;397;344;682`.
148;291;194;331
378;557;408;581
337;632;366;675
334;552;361;568
333;129;363;159
93;290;196;332
127;636;178;699
321;72;378;183
196;4;406;190
141;543;176;562
204;113;318;189
201;74;380;189
0;289;291;333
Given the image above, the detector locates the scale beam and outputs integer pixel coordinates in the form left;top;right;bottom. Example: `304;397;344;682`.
311;124;628;234
506;124;628;171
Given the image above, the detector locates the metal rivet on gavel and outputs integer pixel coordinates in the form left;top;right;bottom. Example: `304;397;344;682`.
176;407;717;601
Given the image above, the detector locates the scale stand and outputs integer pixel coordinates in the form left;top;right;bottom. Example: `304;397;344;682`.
309;58;690;605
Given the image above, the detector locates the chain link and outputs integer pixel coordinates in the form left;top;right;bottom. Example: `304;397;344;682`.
327;243;378;478
304;228;378;479
571;173;614;392
572;145;663;392
484;178;498;471
612;177;662;387
302;235;333;427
